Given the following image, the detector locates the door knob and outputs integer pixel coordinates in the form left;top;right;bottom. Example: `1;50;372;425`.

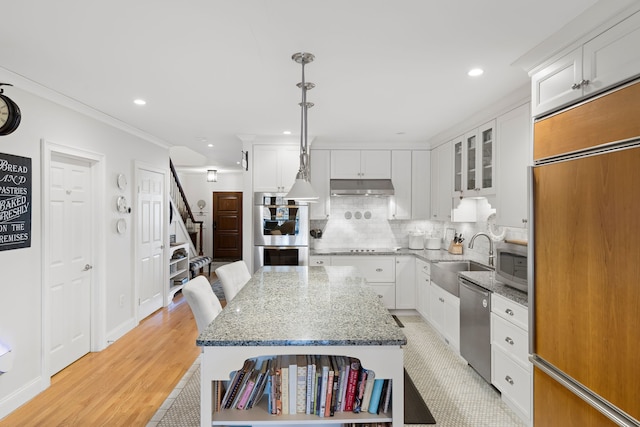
83;264;93;271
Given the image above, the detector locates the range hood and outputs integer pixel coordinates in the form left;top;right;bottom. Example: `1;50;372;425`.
330;179;395;196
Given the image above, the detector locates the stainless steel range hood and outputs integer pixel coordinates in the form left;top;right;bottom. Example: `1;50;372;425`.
330;179;395;196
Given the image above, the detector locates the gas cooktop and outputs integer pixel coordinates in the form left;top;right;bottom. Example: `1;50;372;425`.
313;248;401;254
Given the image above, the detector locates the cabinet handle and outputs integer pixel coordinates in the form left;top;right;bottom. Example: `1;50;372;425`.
505;337;514;345
522;219;528;224
505;375;514;385
571;82;581;90
439;297;444;303
505;308;514;316
376;268;383;272
571;79;591;90
316;260;324;265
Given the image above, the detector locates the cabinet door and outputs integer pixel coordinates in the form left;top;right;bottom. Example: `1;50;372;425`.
390;150;412;219
531;47;583;117
453;136;464;195
279;145;300;192
496;103;531;228
415;259;430;320
360;150;391;178
429;282;445;333
330;150;361;178
442;292;460;351
253;146;280;192
309;149;330;219
477;120;496;195
431;141;453;221
461;121;495;197
583;11;640;95
395;256;415;309
411;150;430;219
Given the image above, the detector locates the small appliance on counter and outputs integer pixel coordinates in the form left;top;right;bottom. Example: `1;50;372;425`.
408;230;424;249
424;236;440;250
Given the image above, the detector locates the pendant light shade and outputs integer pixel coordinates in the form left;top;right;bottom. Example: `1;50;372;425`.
285;52;319;202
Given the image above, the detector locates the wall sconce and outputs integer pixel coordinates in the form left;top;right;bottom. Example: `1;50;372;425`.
207;170;217;182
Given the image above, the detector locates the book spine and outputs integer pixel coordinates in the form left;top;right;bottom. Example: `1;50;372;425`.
352;368;368;413
281;364;289;415
305;355;314;414
382;379;392;413
318;364;329;417
367;378;385;414
296;360;307;414
235;376;255;410
344;359;360;412
324;366;334;417
361;369;376;413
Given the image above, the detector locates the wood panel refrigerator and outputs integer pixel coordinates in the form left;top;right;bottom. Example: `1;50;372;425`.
531;80;640;426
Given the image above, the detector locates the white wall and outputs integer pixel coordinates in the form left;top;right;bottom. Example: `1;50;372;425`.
177;171;244;259
0;80;169;419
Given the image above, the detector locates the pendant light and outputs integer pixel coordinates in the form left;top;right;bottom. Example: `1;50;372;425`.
285;52;319;202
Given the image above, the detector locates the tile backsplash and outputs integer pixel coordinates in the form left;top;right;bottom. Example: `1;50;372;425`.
310;196;528;262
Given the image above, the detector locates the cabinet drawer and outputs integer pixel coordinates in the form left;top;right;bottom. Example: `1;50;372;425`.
491;313;529;367
363;283;395;309
309;256;331;266
331;256;395;282
492;293;528;331
492;346;531;419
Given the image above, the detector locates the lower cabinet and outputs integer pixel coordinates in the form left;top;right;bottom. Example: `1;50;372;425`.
429;281;460;353
491;293;532;424
395;256;415;309
331;256;396;309
415;259;430;320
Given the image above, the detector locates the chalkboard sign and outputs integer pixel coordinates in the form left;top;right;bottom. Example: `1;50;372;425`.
0;153;31;251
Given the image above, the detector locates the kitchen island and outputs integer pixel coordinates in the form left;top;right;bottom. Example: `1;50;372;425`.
196;265;407;427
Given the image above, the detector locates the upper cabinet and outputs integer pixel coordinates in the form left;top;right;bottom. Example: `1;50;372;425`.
309;149;331;220
389;150;412;220
330;149;391;179
532;11;640;117
495;103;531;228
411;150;430;219
430;141;453;221
253;145;299;193
453;120;496;198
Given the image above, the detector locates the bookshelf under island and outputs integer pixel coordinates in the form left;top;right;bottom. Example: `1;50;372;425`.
197;266;407;427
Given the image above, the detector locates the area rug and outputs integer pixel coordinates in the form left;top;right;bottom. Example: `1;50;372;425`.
155;363;435;426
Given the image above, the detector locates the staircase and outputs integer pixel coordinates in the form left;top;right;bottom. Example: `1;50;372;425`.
169;160;204;256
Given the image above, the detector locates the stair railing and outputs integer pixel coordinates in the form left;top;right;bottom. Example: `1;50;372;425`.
169;160;204;255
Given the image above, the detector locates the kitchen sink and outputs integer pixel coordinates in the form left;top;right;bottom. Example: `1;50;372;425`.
431;260;493;296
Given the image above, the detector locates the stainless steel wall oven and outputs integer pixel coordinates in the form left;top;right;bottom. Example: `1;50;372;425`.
254;192;309;268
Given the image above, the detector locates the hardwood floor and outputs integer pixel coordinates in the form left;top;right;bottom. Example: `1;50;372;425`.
0;292;201;427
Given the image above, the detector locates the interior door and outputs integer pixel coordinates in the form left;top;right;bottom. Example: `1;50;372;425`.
137;168;164;319
48;156;92;375
212;192;242;260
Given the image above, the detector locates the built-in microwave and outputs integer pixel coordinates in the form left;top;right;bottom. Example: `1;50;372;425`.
495;243;528;293
254;192;309;247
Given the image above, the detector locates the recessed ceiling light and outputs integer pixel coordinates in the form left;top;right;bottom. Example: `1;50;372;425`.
133;99;146;105
283;130;292;135
468;68;484;77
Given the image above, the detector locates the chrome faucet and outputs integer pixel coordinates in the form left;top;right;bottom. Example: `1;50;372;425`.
468;232;495;267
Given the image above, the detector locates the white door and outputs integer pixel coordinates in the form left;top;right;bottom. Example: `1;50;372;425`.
48;156;92;375
137;168;164;319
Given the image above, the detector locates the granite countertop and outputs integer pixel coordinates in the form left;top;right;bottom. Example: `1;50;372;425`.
197;266;407;347
459;271;529;307
310;248;529;307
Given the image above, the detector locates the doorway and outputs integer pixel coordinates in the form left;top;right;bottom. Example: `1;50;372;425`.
43;140;106;376
212;192;242;261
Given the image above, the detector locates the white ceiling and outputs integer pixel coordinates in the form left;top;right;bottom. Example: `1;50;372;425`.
0;0;623;172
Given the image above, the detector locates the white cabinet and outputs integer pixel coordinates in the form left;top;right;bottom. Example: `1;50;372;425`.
168;242;189;301
430;141;453;221
389;150;412;219
453;120;496;198
429;282;460;353
496;103;531;228
491;293;531;424
309;149;331;219
395;256;415;309
415;259;430;320
331;255;396;309
253;145;299;193
532;11;640;117
411;150;430;219
390;150;430;220
308;255;331;266
330;150;391;179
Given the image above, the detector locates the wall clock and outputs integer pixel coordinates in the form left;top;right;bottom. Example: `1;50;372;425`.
0;84;21;136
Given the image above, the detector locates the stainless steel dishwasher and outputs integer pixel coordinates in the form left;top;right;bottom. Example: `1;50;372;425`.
459;276;491;383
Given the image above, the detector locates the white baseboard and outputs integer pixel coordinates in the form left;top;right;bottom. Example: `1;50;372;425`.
106;318;138;346
0;375;47;420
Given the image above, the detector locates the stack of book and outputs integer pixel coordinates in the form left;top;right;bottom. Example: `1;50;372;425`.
213;355;392;418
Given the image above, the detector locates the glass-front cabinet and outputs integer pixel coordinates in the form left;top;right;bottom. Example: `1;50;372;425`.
453;120;495;198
